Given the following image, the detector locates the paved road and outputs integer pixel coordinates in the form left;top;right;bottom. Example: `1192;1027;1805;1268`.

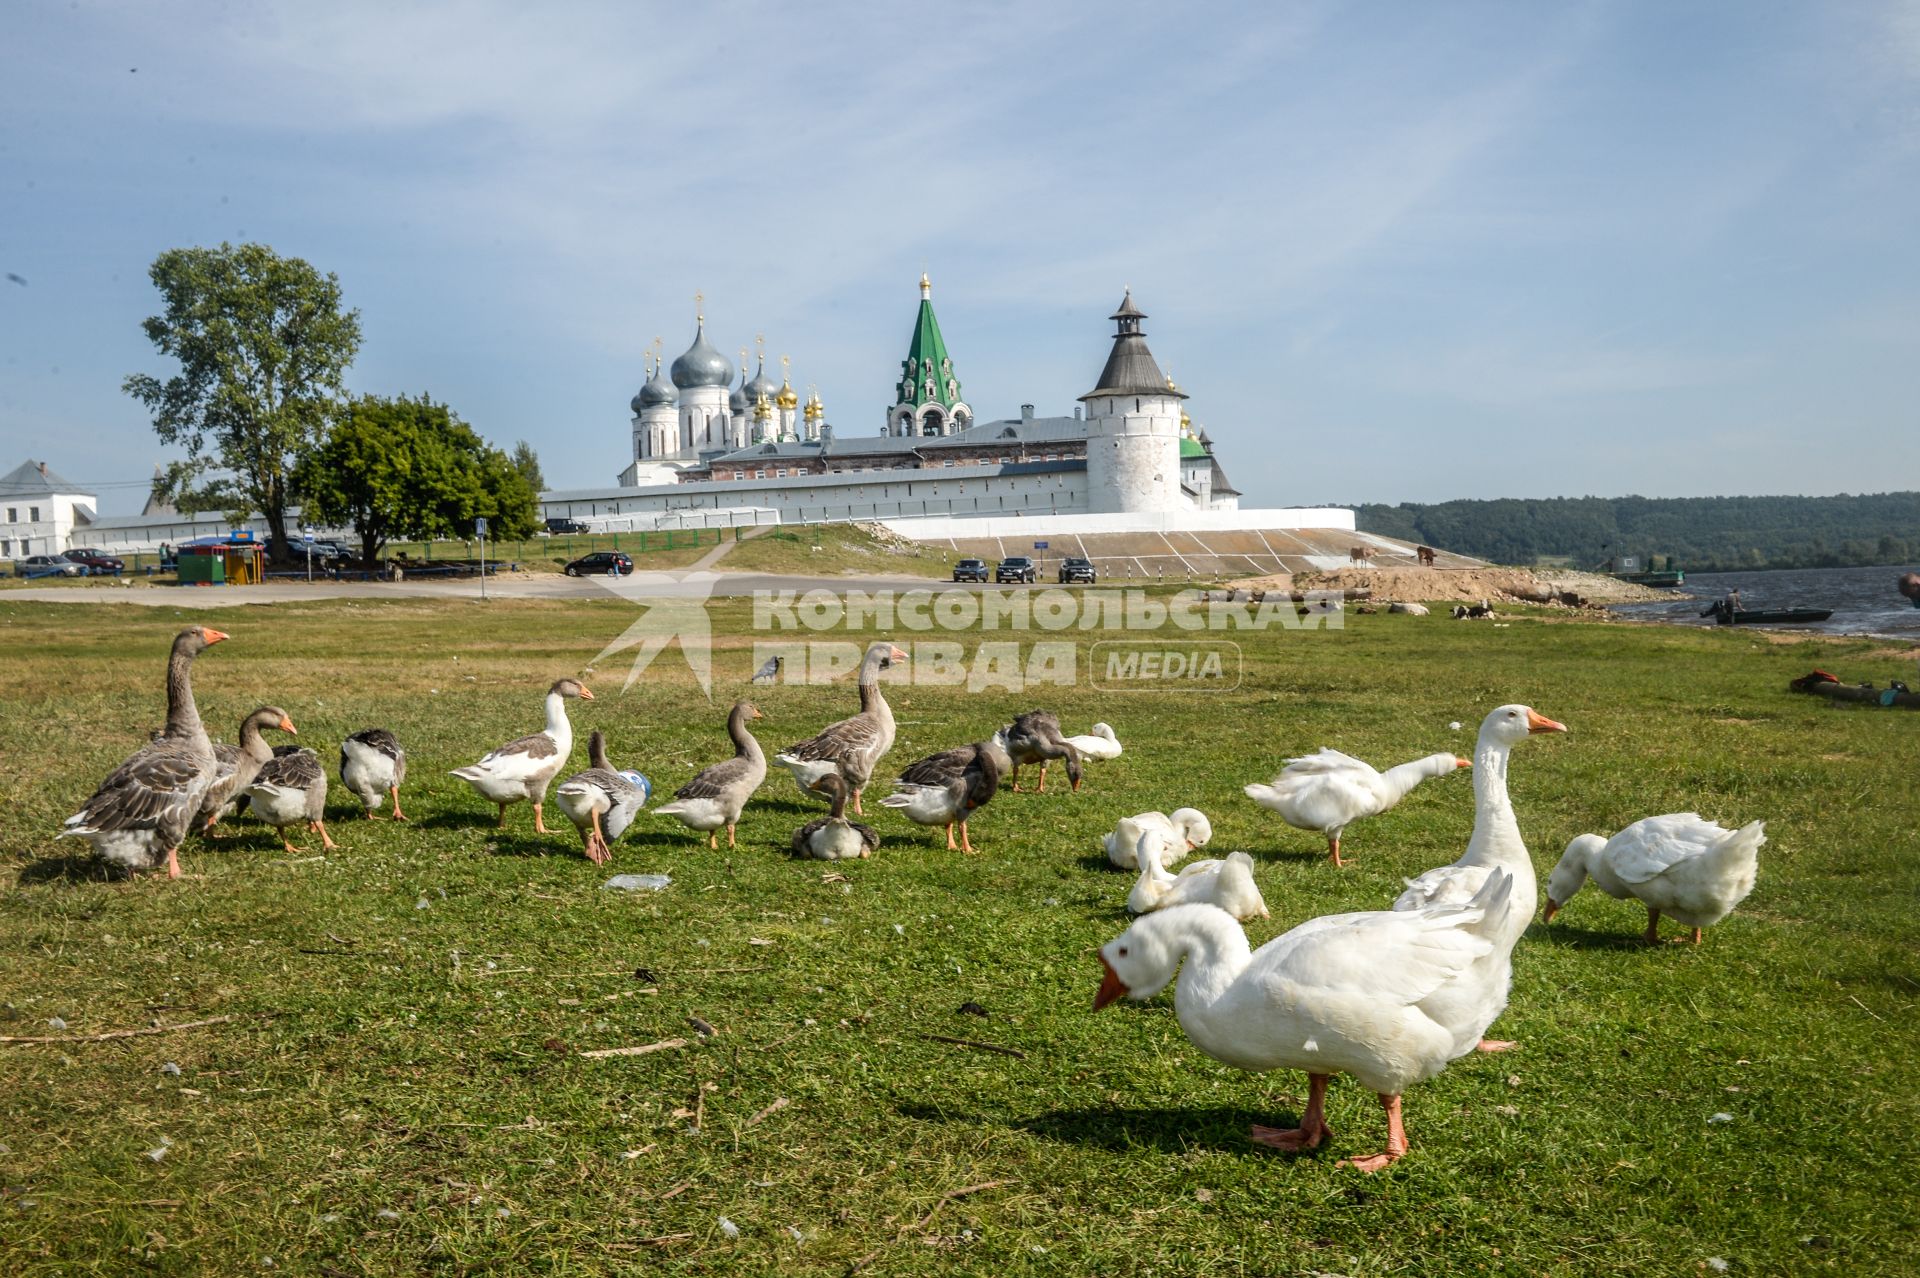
0;570;959;607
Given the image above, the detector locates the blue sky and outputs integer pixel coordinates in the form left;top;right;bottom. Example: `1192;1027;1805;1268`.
2;1;1916;515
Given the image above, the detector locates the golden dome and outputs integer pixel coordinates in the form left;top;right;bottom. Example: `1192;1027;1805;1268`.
777;357;799;410
804;388;824;420
753;391;772;420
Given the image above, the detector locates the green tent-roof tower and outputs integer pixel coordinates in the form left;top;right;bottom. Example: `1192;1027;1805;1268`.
888;274;972;438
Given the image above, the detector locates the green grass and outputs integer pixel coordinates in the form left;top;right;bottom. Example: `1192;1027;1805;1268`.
717;524;952;578
1;597;1916;1275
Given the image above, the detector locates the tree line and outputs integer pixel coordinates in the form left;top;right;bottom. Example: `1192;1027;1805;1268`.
1357;493;1920;571
124;242;543;566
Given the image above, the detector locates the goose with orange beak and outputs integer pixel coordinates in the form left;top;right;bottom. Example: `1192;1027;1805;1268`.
1095;871;1517;1173
1391;704;1565;1053
451;678;593;833
60;626;229;878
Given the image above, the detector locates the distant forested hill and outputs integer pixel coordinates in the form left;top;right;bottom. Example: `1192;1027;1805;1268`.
1354;493;1920;570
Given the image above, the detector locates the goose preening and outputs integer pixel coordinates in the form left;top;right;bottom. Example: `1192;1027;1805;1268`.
1102;808;1213;870
654;700;766;848
772;641;906;815
1062;722;1122;762
449;678;593;833
197;705;298;834
1003;711;1083;793
60;626;229;878
245;746;337;854
340;728;408;820
791;773;880;860
1096;870;1516;1172
1544;813;1764;945
1126;831;1268;920
1391;704;1564;1053
555;730;652;865
1244;748;1470;867
878;738;1002;853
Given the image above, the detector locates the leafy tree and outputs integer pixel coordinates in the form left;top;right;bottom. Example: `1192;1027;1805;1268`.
295;394;540;566
124;243;361;559
510;440;546;495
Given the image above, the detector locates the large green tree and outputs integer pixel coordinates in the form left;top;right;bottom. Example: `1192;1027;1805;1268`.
124;242;361;558
296;395;540;567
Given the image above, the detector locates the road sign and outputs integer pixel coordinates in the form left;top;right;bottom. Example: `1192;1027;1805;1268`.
475;516;489;537
1033;540;1049;549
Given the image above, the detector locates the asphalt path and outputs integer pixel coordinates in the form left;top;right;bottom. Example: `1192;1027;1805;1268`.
1;569;982;607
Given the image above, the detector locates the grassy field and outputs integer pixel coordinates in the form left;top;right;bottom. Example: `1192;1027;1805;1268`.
1;594;1916;1275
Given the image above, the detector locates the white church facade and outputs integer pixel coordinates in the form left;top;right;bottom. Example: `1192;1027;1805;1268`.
544;280;1253;531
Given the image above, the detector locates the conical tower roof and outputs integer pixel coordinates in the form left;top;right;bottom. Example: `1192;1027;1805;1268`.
1080;289;1185;402
893;274;965;411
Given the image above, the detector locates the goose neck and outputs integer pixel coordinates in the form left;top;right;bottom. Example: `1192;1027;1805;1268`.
162;645;208;748
1462;734;1524;868
729;709;764;761
542;692;574;746
1168;910;1254;1015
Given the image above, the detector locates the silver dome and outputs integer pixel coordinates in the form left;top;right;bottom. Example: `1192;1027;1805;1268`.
632;366;676;414
744;359;780;405
670;323;735;390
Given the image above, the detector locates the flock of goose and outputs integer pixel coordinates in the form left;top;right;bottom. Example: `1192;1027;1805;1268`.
58;626;1768;1173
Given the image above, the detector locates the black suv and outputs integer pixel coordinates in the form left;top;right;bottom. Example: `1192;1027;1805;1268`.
995;556;1037;584
64;547;125;574
545;517;590;535
564;551;633;577
952;557;989;583
1058;556;1097;584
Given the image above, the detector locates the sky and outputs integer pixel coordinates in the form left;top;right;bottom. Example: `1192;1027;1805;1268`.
2;1;1917;515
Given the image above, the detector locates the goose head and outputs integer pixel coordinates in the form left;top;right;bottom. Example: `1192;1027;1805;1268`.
1089;722;1117;742
1094;911;1186;1008
1170;807;1212;850
808;771;849;808
550;678;595;701
175;625;229;656
249;705;298;736
1541;833;1606;921
864;642;909;673
1480;704;1565;748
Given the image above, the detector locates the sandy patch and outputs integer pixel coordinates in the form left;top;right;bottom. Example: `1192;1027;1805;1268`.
1223;564;1671;606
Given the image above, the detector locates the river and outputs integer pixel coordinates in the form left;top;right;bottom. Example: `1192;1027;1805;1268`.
1611;565;1920;640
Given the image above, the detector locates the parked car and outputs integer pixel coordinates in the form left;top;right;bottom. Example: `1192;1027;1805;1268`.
1058;556;1097;584
269;539;344;561
63;547;125;574
16;554;85;578
564;551;633;577
951;557;989;583
545;517;590;535
996;556;1038;584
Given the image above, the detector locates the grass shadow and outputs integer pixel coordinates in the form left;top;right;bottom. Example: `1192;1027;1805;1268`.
1532;922;1660;953
17;854;120;886
898;1100;1309;1159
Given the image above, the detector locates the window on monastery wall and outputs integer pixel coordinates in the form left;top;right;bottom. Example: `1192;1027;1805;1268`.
5;508;14;523
30;507;40;522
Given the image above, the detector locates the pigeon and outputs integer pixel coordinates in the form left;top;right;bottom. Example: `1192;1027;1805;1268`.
750;655;783;684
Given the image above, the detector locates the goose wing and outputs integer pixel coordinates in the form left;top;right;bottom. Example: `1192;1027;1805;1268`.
65;739;210;840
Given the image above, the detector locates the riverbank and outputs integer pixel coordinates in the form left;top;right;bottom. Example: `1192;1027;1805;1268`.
1226;564;1673;604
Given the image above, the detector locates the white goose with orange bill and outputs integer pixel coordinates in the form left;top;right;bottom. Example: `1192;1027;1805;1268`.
450;678;593;832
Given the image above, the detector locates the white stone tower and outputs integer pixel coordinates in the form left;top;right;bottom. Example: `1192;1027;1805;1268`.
630;341;679;461
1079;290;1186;514
670;296;736;453
776;356;799;441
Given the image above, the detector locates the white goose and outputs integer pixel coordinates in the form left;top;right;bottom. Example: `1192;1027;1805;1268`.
450;678;593;833
1062;722;1123;762
1544;813;1764;945
1102;808;1213;870
1096;870;1516;1172
1244;748;1470;867
1126;830;1268;921
1390;704;1565;1054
